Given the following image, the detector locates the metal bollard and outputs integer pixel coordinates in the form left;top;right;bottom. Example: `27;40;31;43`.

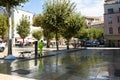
34;41;38;66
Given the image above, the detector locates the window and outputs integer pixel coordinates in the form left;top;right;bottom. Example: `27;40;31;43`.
109;27;113;34
108;8;114;14
118;27;120;34
29;16;30;19
119;8;120;12
117;16;120;23
22;14;24;17
108;17;112;24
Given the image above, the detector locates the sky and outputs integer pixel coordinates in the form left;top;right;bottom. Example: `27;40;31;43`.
19;0;104;17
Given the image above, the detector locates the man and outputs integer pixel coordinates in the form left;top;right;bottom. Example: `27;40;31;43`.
38;40;44;57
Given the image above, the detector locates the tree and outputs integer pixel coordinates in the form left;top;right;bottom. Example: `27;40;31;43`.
76;29;88;40
0;15;8;40
0;0;29;55
16;17;30;45
33;15;42;27
33;14;55;48
43;29;54;48
32;30;42;41
62;13;86;49
43;0;76;50
87;28;104;41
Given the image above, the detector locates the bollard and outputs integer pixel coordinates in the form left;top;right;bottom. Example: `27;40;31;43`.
34;41;38;66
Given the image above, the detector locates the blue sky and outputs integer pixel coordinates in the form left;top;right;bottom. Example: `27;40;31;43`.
19;0;104;16
18;0;47;14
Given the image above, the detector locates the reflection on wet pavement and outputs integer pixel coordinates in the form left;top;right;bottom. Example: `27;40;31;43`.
0;49;120;80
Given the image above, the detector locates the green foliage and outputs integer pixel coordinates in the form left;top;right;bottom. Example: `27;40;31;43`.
16;17;30;38
0;15;7;39
87;28;104;40
42;0;77;49
43;0;76;32
0;0;29;7
33;15;42;27
33;14;55;47
32;30;42;40
76;28;104;41
61;13;86;49
62;13;86;41
76;29;88;39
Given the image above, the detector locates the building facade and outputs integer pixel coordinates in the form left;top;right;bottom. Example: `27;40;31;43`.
11;8;41;45
104;0;120;47
85;16;103;29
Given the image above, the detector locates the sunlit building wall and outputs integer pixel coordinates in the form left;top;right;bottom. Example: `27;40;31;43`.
104;0;120;47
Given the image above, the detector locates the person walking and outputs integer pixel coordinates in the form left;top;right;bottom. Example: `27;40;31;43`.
38;40;44;57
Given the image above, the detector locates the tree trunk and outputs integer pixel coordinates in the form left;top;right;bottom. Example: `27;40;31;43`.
6;3;12;55
66;40;69;50
46;39;50;48
55;31;59;50
23;38;24;46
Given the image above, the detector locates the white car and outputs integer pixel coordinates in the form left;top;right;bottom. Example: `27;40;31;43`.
15;41;23;46
0;42;6;52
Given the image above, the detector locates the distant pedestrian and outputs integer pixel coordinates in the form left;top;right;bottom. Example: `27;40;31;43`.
38;40;44;57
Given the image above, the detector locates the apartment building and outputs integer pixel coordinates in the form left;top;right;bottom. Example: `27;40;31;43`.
85;16;104;29
104;0;120;47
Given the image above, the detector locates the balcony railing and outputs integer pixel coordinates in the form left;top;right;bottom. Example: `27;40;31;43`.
104;12;120;15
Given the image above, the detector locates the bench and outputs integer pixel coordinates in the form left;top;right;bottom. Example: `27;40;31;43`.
18;51;33;58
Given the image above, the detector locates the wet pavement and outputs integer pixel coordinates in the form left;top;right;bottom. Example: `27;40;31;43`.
0;48;120;80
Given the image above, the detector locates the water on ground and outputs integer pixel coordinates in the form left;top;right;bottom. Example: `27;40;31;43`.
0;49;120;80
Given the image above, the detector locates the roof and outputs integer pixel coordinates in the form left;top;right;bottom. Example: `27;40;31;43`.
91;21;104;26
85;16;102;19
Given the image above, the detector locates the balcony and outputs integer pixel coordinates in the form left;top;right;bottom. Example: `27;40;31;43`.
104;11;120;15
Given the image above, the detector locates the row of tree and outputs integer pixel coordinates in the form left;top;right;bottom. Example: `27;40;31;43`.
33;0;86;50
76;28;104;41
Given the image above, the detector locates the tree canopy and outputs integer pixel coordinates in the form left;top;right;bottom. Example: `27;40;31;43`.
0;0;29;7
42;0;77;50
43;0;76;32
32;30;42;41
16;17;30;38
61;13;86;49
0;15;7;39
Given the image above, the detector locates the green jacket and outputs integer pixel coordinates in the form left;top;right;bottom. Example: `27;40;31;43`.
39;42;44;48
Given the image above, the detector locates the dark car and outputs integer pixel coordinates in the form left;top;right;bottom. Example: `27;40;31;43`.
85;41;92;47
92;41;100;47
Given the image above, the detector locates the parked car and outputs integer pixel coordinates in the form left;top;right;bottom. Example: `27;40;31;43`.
15;41;23;46
92;41;100;47
85;41;92;47
0;41;6;52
